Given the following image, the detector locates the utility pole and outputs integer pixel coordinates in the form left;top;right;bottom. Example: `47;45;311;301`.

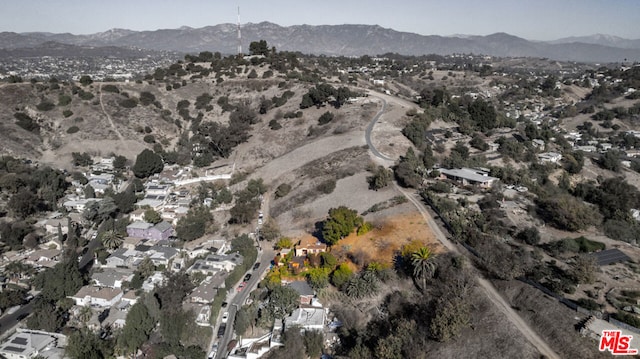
237;6;242;55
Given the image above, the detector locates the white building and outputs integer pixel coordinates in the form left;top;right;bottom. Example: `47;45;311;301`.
0;329;67;359
69;286;123;308
537;152;562;164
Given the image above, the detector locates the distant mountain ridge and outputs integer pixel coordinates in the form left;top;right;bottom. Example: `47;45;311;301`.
2;22;640;63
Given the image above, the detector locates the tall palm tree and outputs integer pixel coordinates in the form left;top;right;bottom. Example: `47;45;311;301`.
411;246;436;293
101;230;123;250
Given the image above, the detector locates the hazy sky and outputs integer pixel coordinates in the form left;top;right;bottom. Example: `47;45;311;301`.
3;0;639;40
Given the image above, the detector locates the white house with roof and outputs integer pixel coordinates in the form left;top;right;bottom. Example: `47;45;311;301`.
537;152;562;164
437;167;498;188
284;307;326;331
0;329;67;359
91;268;134;289
69;286;123;307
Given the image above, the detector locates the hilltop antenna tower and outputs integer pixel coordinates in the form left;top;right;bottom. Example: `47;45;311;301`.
237;6;242;55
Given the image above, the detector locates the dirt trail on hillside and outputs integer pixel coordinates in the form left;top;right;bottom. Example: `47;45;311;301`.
99;83;125;142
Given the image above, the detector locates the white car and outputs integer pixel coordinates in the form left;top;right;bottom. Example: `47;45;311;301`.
221;311;229;323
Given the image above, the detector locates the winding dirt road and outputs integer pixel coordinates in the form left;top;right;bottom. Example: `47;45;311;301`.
365;92;560;359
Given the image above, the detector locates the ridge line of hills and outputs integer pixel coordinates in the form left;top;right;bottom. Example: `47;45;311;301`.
2;22;640;63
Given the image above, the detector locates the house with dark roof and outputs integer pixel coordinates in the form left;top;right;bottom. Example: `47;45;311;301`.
287;281;315;305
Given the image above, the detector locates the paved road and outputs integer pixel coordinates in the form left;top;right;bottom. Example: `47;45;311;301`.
215;244;275;359
364;96;395;162
363;91;560;359
0;301;34;338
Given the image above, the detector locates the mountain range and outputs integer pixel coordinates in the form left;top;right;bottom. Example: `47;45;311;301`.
1;22;640;63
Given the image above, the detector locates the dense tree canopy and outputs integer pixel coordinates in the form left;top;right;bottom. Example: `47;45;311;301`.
132;149;164;178
321;206;363;246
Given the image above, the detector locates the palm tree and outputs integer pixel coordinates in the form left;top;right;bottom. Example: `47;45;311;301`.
101;230;123;250
411;246;436;293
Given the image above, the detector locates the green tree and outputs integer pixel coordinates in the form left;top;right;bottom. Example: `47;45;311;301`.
304;330;324;358
66;329;113;359
275;237;293;249
113;155;127;170
367;165;392;190
143;208;162;224
175;206;213;241
79;75;93;86
101;229;123;250
267;285;299;320
118;302;156;356
132;149;164;178
331;263;353;289
394;147;422;188
260;220;280;241
306;268;330;289
321;206;363;246
249;40;269;56
411;246;435;293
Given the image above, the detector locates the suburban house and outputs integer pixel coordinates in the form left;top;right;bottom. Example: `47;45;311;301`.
288;281;315;306
189;253;244;273
62;198;102;212
284;307;326;332
128;208;146;222
91;268;134;289
190;273;226;304
25;249;61;268
126;221;174;241
41;217;69;235
120;290;138;306
294;237;327;257
0;329;67;359
103;245;179;268
438;167;498;188
69;286;123;307
537;152;562;164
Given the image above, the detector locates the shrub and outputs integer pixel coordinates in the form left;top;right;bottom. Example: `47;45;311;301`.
14;112;39;133
318;111;334;125
36;100;55;111
357;222;373;235
262;70;273;79
66;126;80;134
268;119;282;130
317;179;336;194
275;183;292;198
102;84;119;93
79;90;94;100
58;94;72;106
516;227;540;245
62;109;73;118
139;91;156;106
143;135;156;144
119;98;138;108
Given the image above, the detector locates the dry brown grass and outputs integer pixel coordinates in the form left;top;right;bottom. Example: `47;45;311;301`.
326;211;442;269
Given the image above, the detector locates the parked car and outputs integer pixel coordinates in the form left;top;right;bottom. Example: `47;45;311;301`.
217;324;226;338
237;282;246;292
253;262;261;270
221;311;229;323
244;273;252;281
